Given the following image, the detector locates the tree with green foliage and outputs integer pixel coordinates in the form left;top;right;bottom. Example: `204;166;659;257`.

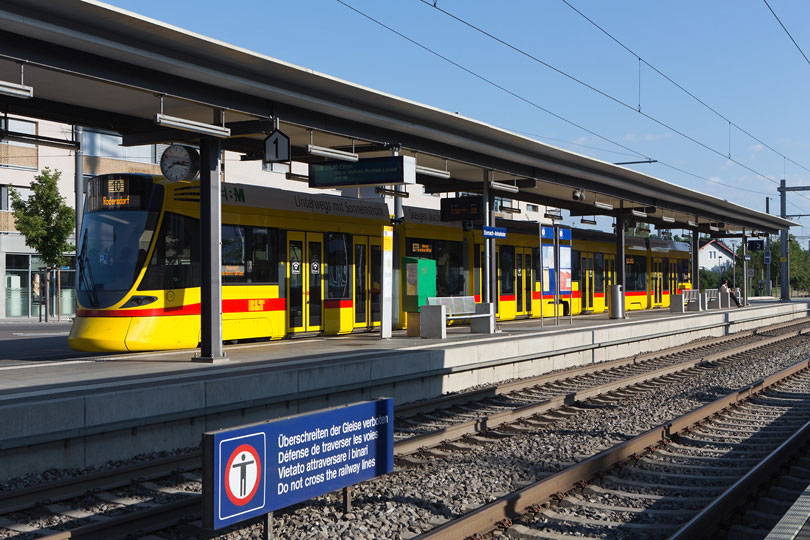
10;167;75;267
699;268;719;291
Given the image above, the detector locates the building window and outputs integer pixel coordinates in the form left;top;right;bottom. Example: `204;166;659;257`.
82;129;157;164
527;204;539;213
0;117;37;169
495;196;512;211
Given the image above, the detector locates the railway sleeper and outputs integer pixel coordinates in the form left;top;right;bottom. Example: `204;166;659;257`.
558;496;696;519
725;523;774;540
536;508;679;533
504;523;603;539
0;517;61;535
754;496;796;516
651;447;763;464
44;503;106;520
636;456;751;474
690;426;799;439
674;434;783;449
582;484;716;506
617;465;740;484
601;475;725;495
741;508;785;529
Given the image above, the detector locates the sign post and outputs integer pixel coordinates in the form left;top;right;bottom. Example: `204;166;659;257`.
202;399;394;533
381;226;393;339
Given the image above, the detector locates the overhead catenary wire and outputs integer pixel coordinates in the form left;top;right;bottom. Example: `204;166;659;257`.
560;0;810;179
334;0;650;161
417;0;810;211
335;2;750;188
762;0;810;67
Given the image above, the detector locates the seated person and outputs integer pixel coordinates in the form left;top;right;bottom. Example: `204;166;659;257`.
719;278;742;307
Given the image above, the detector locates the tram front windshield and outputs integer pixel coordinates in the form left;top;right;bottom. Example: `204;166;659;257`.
77;211;156;309
77;174;163;310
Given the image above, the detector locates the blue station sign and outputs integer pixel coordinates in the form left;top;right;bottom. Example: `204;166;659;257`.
483;226;507;239
202;398;394;530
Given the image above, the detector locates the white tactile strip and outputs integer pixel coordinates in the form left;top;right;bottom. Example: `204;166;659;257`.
766;482;810;540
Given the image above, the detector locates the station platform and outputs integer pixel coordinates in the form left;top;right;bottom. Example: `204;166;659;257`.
0;298;808;479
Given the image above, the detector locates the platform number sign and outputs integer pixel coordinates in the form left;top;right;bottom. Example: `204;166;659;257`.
264;130;290;163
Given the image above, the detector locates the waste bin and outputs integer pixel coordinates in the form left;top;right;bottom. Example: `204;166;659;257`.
608;284;625;319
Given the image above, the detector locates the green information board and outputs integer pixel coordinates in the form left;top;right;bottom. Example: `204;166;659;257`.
401;257;436;313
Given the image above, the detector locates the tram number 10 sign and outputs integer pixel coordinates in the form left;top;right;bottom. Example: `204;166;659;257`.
202;398;394;530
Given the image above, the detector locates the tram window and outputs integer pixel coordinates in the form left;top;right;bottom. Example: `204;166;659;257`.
251;227;277;283
533;248;541;284
571;251;581;281
500;246;515;295
662;258;669;291
594;253;604;292
678;259;690;283
625;255;647;292
326;232;351;299
222;225;246;283
434;240;464;296
139;212;200;290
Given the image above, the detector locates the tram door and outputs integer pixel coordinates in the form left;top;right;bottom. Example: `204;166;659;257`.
652;258;664;307
478;245;501;316
668;260;679;296
604;255;615;310
353;236;382;329
580;253;595;312
515;248;533;316
287;231;323;333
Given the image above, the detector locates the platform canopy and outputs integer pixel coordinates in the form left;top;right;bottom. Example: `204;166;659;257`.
0;0;794;236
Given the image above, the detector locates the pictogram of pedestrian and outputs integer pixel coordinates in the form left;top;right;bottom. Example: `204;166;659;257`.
223;442;263;508
232;453;255;497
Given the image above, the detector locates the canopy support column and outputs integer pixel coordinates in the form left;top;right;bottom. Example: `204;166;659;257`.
615;214;625;292
691;231;699;292
197;112;227;363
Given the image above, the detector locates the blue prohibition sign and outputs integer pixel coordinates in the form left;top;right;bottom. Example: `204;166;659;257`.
218;432;267;523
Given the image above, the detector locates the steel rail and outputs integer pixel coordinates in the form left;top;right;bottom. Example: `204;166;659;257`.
7;322;807;539
395;330;801;455
395;330;751;418
37;496;200;540
0;453;201;514
670;417;810;539
2;324;796;520
414;356;810;540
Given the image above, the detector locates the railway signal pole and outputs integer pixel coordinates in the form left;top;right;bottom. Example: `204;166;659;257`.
779;179;810;302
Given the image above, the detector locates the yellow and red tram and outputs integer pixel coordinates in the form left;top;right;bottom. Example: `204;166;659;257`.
69;174;692;352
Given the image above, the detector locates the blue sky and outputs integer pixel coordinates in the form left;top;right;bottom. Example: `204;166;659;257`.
104;0;810;234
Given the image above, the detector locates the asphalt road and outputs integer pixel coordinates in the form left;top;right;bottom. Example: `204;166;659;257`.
0;320;102;363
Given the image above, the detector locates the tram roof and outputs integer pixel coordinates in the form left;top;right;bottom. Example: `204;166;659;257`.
0;0;794;235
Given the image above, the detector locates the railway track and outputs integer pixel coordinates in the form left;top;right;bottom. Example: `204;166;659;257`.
417;344;810;539
1;319;808;539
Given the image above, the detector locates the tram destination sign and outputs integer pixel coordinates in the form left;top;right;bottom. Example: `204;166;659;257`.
309;155;416;189
202;398;394;530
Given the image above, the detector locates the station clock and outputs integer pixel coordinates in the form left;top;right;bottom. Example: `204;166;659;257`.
160;144;200;182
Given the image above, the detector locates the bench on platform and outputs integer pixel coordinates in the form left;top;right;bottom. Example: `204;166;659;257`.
420;296;495;339
670;289;704;313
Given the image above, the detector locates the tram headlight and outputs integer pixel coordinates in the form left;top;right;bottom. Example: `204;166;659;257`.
121;295;158;309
